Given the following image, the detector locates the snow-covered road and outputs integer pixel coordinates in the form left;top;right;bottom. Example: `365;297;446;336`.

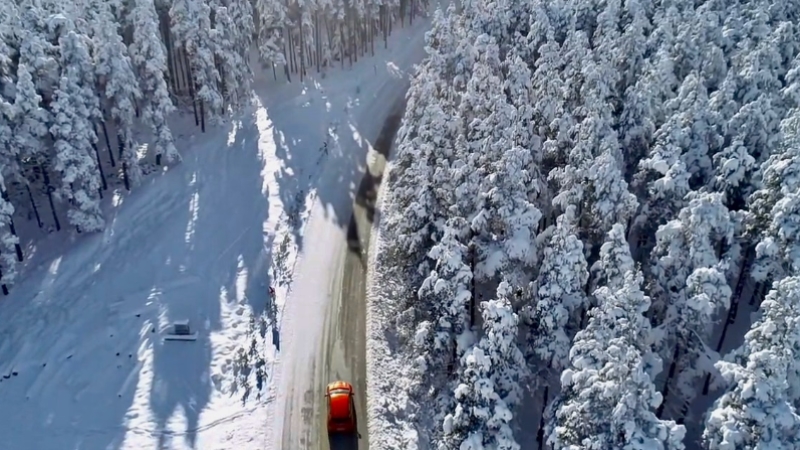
269;24;427;450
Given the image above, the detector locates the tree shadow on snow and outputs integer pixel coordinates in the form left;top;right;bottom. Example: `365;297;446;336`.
0;101;279;450
145;115;278;448
251;63;393;254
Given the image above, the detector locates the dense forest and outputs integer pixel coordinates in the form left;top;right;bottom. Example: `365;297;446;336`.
0;0;425;293
379;0;800;447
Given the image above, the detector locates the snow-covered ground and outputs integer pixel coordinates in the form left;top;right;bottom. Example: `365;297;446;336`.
0;21;428;450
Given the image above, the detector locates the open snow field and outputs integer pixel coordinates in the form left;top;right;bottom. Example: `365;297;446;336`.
0;21;428;450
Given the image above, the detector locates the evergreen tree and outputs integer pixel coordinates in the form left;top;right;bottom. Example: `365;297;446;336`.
129;0;179;163
704;276;800;449
90;0;143;185
548;272;685;450
51;30;104;232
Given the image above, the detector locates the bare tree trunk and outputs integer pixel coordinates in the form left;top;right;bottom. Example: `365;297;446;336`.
536;386;549;450
26;184;42;229
282;28;292;82
98;121;116;168
184;51;199;129
370;11;375;56
118;137;131;191
352;14;358;64
179;46;191;95
92;142;108;192
657;344;681;418
216;56;227;108
286;24;297;73
299;17;306;82
42;165;60;232
342;22;349;67
383;5;388;49
199;97;206;133
314;11;320;72
162;16;179;93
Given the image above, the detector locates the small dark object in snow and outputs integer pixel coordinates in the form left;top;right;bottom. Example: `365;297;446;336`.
12;371;17;377
128;354;132;358
116;352;120;356
135;314;141;318
269;286;275;297
42;363;46;367
66;355;72;360
164;320;198;341
151;328;155;333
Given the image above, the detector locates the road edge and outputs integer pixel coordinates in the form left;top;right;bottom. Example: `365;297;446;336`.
363;152;393;448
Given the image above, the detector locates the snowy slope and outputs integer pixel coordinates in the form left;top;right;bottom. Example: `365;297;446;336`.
0;107;277;449
0;23;427;450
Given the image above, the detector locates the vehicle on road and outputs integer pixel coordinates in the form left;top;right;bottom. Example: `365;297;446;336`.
325;381;357;434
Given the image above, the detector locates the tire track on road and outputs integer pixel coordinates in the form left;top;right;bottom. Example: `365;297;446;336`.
282;98;406;450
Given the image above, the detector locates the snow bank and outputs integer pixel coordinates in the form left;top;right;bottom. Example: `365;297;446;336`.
365;159;421;449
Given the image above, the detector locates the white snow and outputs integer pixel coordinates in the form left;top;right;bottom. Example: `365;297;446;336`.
0;21;429;450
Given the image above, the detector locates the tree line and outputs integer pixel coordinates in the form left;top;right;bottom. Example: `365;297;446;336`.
380;0;800;447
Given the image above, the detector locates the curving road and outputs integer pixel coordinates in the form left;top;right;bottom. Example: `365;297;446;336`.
280;101;406;450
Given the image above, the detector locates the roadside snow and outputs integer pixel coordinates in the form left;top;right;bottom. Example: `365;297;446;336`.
366;157;431;450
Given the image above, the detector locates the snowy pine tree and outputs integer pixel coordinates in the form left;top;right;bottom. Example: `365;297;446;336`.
442;282;524;450
213;5;250;109
590;222;635;292
418;220;474;362
255;0;287;69
50;30;104;232
528;206;589;371
650;191;733;416
171;0;223;116
0;99;18;288
480;280;526;408
129;0;179;163
12;63;50;170
751;107;800;282
547;272;685;450
89;0;143;186
226;0;255;102
704;276;800;449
